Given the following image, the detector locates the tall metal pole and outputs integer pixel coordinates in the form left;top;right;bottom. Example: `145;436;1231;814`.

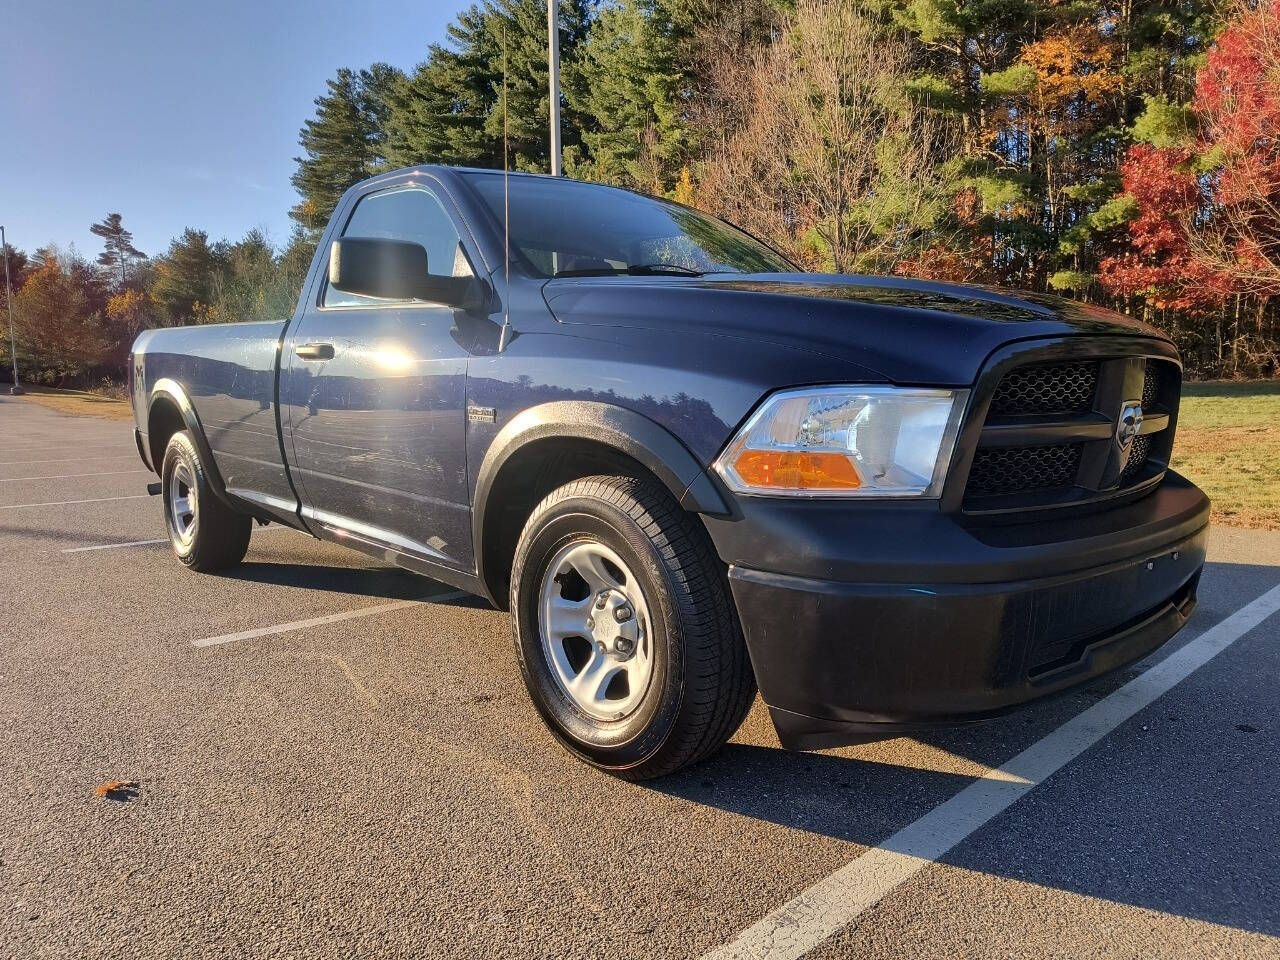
547;0;563;176
1;225;21;395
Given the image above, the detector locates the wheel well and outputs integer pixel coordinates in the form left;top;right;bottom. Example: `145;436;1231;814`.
481;438;675;610
147;396;186;471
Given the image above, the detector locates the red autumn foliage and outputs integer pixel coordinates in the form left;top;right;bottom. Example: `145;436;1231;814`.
1103;0;1280;306
1196;5;1280;210
1099;146;1231;311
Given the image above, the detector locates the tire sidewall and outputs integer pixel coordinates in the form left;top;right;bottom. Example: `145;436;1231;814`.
161;432;202;566
513;495;687;771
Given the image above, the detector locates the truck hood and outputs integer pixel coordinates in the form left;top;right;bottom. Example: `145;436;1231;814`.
542;273;1167;384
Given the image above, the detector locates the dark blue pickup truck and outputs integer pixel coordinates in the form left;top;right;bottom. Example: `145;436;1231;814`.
129;165;1209;779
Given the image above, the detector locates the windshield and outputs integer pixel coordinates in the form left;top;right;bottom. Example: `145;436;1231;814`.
461;172;796;278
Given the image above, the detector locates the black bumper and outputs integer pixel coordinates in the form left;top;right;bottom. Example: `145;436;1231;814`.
704;471;1209;750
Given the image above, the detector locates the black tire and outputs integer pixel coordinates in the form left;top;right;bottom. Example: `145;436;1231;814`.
510;474;756;780
161;430;251;572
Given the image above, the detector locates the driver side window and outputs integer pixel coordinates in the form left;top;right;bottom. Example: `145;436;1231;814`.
323;187;472;307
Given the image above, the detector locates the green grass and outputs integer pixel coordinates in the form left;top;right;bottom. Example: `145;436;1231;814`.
1172;380;1280;530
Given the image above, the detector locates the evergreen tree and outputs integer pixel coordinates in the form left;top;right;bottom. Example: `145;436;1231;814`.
206;229;278;324
1;243;29;292
572;0;690;192
386;7;505;169
89;213;144;286
385;0;591;173
569;0;782;193
149;229;224;324
290;63;405;226
487;0;591;172
275;228;320;310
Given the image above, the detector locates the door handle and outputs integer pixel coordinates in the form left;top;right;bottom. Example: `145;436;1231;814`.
296;342;335;361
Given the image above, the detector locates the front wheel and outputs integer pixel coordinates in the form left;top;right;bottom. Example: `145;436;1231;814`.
161;430;251;572
510;475;756;780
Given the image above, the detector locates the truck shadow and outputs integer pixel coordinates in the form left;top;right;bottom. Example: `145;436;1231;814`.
220;561;488;607
647;559;1280;938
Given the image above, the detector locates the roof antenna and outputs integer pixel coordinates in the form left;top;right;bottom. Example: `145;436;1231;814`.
497;24;515;353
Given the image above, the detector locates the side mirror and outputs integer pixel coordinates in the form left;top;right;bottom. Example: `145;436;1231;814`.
329;237;477;308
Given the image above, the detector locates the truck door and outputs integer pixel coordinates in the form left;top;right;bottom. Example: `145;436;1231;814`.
279;184;476;571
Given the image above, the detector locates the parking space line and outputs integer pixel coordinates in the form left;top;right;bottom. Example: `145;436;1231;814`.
62;538;168;553
0;442;132;451
61;525;298;553
1;495;149;509
703;582;1280;960
191;591;469;648
0;469;150;482
4;455;139;465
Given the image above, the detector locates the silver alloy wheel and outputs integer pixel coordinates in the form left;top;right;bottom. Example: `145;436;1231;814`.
538;539;654;722
169;460;197;546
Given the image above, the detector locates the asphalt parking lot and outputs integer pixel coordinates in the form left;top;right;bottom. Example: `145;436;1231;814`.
2;394;1278;960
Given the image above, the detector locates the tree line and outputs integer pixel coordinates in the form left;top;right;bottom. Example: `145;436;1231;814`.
0;222;317;388
4;0;1279;386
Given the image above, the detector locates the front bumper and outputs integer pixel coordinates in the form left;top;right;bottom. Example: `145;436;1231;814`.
704;471;1209;750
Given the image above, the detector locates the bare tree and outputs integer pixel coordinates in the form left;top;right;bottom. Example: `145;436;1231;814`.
698;0;956;273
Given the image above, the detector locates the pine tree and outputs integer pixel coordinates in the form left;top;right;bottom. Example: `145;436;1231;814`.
569;0;782;193
384;0;591;173
89;213;144;286
385;7;505;169
290;64;405;226
149;229;224;324
488;0;591;172
572;0;689;191
1;243;29;292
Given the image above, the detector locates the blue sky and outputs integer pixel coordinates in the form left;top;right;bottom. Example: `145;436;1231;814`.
1;0;471;260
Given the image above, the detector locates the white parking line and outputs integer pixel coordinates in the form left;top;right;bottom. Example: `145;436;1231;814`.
62;538;168;553
703;582;1280;960
3;454;139;465
192;592;468;648
0;442;132;452
61;525;299;553
1;495;149;509
0;469;150;482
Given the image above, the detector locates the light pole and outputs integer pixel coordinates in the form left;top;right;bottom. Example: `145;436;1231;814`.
548;0;562;176
1;225;21;396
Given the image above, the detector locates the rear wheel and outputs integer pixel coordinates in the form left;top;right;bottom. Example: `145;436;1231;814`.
161;430;251;572
510;475;756;780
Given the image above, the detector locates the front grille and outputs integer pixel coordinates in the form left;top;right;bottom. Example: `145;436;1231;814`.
961;352;1180;509
1116;365;1164;483
1119;433;1152;483
1141;364;1161;408
966;444;1082;498
988;361;1098;418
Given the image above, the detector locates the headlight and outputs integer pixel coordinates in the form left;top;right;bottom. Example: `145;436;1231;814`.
713;386;968;497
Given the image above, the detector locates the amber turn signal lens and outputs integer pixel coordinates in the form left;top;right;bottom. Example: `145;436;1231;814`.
733;450;862;490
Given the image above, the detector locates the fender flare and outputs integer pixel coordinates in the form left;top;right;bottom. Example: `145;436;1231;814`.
148;378;236;508
471;401;731;594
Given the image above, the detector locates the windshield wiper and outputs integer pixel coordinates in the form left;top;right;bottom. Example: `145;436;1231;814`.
553;262;706;278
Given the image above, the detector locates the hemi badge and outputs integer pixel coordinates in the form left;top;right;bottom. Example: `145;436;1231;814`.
467;405;497;423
